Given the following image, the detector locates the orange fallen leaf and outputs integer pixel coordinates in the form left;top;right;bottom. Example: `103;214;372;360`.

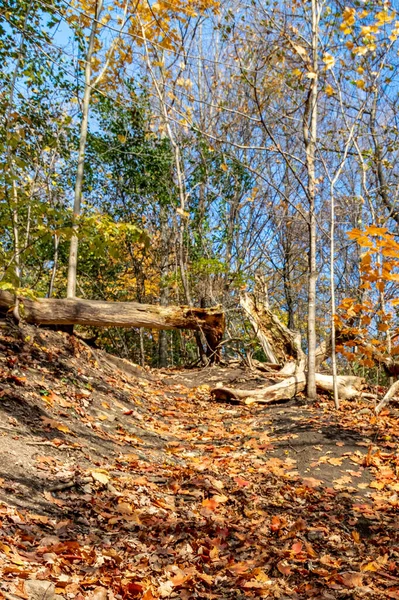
302;477;323;488
352;531;361;543
277;560;292;576
339;571;363;588
234;477;250;487
270;515;281;532
291;541;303;555
202;498;218;510
117;502;133;515
229;562;250;575
197;571;213;585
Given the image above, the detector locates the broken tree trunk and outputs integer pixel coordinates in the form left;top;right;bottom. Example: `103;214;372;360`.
375;379;399;415
240;293;305;373
0;291;225;361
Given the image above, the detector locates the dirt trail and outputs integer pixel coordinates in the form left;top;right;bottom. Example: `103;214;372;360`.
0;325;398;599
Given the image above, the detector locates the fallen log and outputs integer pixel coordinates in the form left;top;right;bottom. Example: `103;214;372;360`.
0;291;225;360
211;373;365;405
212;372;306;405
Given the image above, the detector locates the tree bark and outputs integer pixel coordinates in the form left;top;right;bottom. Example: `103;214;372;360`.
67;0;103;298
240;293;305;372
375;380;399;415
0;291;225;360
303;0;320;401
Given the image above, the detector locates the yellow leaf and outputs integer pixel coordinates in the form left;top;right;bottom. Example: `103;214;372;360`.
369;480;385;490
56;424;71;434
342;6;356;27
375;10;395;26
340;24;353;34
355;79;365;89
91;470;110;484
220;163;228;171
176;207;189;218
357;66;365;74
353;46;369;56
352;530;360;543
292;68;302;77
361;561;379;572
325;84;335;96
322;53;335;69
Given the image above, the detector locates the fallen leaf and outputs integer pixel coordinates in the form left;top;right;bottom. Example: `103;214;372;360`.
302;477;323;488
270;515;282;532
277;561;292;576
91;470;110;485
158;580;174;597
340;571;363;588
291;541;303;555
117;502;133;514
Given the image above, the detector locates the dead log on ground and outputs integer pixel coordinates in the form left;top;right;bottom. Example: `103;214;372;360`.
212;373;365;405
0;291;225;360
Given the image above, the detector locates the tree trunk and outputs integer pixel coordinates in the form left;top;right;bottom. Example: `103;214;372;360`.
240;293;305;372
67;0;103;298
303;0;320;401
0;291;224;361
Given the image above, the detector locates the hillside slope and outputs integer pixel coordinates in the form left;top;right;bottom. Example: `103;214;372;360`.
0;324;398;599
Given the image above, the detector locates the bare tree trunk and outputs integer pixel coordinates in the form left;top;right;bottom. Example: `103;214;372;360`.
303;0;319;401
330;188;340;409
67;0;103;298
4;2;33;290
158;207;170;367
48;234;59;298
139;328;145;367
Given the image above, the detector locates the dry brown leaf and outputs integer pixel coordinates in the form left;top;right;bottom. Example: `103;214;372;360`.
339;571;363;588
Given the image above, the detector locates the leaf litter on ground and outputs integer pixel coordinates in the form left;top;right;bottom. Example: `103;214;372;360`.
0;325;398;599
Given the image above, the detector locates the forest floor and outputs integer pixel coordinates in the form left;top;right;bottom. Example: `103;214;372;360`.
0;324;398;600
